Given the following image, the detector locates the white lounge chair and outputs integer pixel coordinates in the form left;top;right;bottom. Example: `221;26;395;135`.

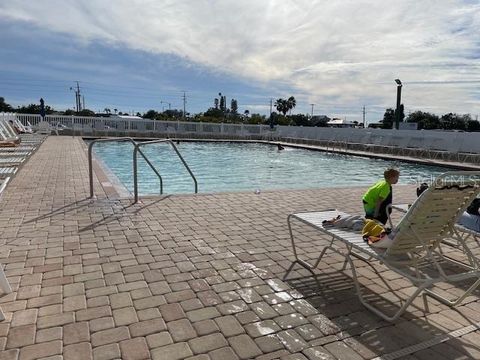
284;171;480;321
37;121;55;135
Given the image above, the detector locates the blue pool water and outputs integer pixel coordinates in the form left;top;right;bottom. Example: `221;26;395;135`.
91;141;451;195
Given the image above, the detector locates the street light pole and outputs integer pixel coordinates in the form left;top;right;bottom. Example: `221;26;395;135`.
394;79;402;130
160;101;171;112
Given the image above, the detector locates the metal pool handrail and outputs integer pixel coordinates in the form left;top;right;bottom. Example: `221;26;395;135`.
133;139;198;203
88;137;164;199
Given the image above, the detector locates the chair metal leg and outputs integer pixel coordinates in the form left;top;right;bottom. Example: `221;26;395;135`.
425;277;480;307
346;251;431;322
0;263;11;322
0;265;11;295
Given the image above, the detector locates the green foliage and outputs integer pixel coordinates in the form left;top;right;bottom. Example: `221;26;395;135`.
218;93;226;112
275;115;291;126
163;109;183;119
466;119;480;132
382;108;395;129
231;99;238;114
16;103;54;115
311;116;330;127
78;109;96;117
275;96;296;116
289;114;310;126
0;97;13;112
203;108;224;118
440;113;469;131
406;111;440;130
247;113;266;124
143;109;158;119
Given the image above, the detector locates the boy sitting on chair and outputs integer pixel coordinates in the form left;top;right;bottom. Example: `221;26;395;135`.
362;168;400;225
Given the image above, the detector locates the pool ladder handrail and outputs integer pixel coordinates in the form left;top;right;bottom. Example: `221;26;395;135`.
88;137;164;200
133;139;198;203
88;137;197;203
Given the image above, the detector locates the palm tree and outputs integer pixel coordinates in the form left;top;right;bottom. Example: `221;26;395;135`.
275;98;289;116
275;97;296;116
287;96;296;115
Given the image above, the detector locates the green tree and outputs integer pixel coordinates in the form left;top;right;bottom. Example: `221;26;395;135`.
0;97;13;112
382;108;395;129
203;108;224;118
311;115;330;127
17;103;54;114
289;114;310;126
441;113;467;130
218;93;226;112
466;119;480;132
275;96;296;116
406;111;440;130
275;99;289;116
287;96;296;115
247;113;266;124
78;109;96;117
230;99;238;114
143;110;158;119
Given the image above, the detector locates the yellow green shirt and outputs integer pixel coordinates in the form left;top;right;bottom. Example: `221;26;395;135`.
362;180;391;212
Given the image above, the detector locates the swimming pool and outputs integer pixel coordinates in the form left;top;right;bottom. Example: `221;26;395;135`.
91;141;451;195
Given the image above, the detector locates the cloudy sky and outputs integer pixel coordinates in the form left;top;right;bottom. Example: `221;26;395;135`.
1;0;479;122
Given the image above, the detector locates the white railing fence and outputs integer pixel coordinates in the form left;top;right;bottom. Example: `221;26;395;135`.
2;112;480;159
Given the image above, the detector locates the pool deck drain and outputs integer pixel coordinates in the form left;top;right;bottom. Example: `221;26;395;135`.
0;136;480;360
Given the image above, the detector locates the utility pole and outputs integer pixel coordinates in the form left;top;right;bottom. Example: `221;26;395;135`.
182;91;186;119
82;95;85;111
270;99;273;115
362;106;366;127
310;104;315;118
76;81;82;112
70;81;82;112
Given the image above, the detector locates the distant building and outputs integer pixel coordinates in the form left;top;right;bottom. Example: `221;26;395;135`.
327;118;356;128
115;114;143;120
96;114;143;120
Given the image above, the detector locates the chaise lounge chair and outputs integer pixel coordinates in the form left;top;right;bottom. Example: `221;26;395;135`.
284;171;480;321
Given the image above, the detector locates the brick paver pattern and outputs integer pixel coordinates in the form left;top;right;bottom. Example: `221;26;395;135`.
1;136;480;360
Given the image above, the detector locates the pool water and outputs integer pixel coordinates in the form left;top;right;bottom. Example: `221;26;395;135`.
91;141;451;195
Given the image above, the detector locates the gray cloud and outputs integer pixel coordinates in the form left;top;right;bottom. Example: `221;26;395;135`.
2;0;480;119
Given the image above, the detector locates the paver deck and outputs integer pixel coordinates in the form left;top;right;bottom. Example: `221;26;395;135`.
1;136;480;360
